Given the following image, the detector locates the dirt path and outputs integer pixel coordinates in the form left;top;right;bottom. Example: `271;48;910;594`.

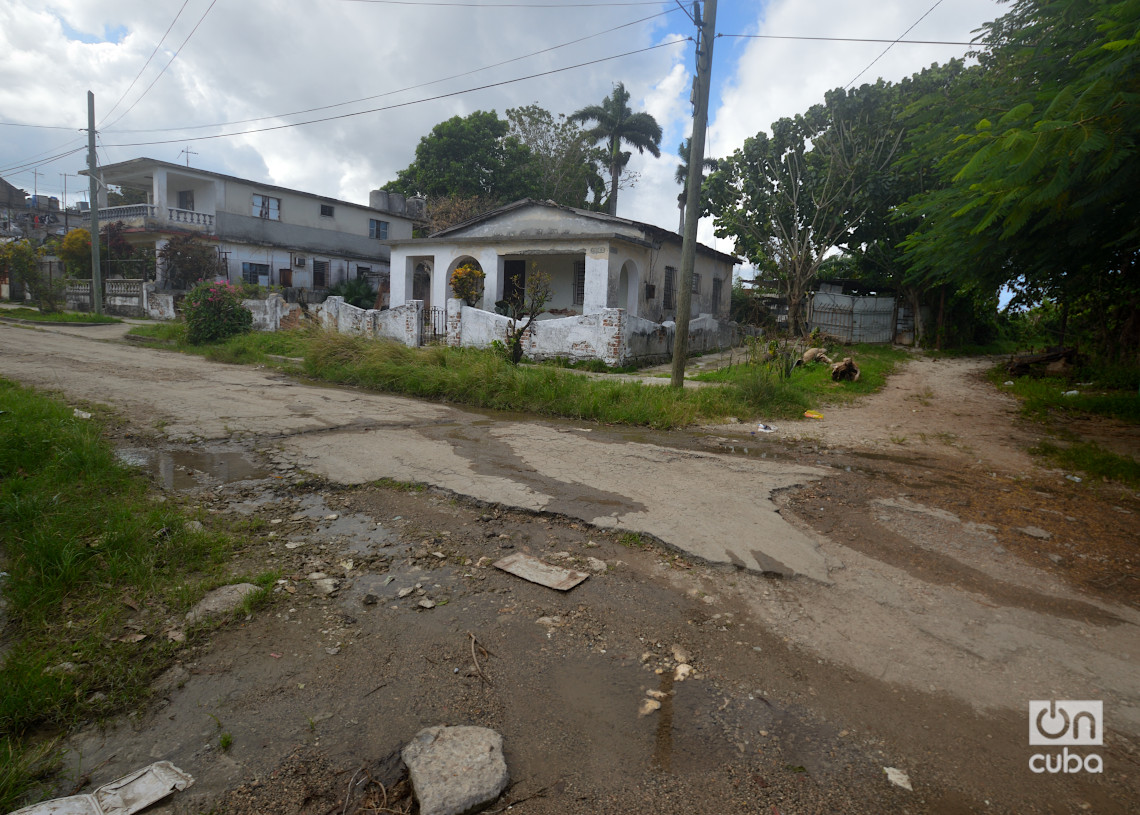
3;325;1139;814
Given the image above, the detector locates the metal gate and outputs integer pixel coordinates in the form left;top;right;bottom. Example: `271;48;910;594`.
809;292;896;343
423;306;447;344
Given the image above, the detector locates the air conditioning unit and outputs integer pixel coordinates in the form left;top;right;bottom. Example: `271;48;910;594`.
294;257;306;268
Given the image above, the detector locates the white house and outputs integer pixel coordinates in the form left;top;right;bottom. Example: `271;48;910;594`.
386;199;737;320
81;158;423;291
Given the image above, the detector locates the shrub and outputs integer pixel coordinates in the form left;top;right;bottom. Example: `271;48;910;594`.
326;277;377;309
181;280;253;344
449;263;485;306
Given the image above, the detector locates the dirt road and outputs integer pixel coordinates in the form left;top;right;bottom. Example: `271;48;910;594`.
2;322;1138;814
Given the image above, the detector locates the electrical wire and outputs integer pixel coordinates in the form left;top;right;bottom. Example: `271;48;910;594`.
845;0;948;88
719;33;974;46
102;39;686;148
337;0;666;6
101;0;221;131
0;121;81;130
106;6;678;135
99;0;193;126
0;146;88;177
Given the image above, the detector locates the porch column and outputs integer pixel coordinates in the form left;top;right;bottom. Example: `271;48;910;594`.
582;250;610;315
431;254;451;311
478;249;503;307
389;248;415;307
152;168;167;212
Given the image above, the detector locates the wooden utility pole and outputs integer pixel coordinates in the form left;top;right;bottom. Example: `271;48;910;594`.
670;0;717;388
87;91;103;315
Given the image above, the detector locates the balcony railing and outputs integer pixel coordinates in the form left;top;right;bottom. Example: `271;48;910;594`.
80;204;215;230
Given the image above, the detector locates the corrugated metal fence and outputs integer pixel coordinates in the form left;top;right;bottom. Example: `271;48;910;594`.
809;291;896;344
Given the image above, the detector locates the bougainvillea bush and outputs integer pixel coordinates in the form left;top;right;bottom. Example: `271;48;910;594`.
181;280;253;344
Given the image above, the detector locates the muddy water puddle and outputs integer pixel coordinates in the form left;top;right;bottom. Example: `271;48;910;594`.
116;447;266;490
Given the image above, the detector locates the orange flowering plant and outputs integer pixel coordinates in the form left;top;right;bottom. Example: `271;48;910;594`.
449;263;485;306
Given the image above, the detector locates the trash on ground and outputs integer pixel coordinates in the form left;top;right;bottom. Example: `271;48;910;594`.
1062;390;1079;397
756;423;777;433
73;409;93;420
493;552;588;591
1066;474;1082;483
884;766;913;791
11;761;194;815
804;410;824;420
830;357;861;382
802;348;833;365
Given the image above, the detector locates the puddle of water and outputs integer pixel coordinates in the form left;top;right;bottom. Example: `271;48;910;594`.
116;448;267;490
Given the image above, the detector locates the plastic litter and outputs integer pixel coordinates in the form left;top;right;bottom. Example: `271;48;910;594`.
803;410;824;420
11;761;194;814
1062;390;1079;397
756;423;777;433
884;766;913;791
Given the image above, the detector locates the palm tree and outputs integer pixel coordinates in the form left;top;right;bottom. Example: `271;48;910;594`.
675;137;718;232
569;83;662;216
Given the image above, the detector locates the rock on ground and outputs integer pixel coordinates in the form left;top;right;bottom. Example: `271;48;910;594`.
184;583;260;624
402;725;508;815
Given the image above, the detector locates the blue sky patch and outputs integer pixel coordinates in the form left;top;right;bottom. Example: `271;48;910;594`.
58;17;127;44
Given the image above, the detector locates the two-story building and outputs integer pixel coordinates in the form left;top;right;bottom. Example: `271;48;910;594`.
81;158;423;292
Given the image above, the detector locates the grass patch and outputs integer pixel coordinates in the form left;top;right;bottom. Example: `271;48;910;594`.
0;379;250;810
1;307;121;324
1030;440;1140;488
128;322;310;365
991;371;1140;423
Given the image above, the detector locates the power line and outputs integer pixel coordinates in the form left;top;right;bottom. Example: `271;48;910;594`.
0;146;88;177
0;121;81;131
337;0;666;6
845;0;948;88
106;7;677;135
99;0;193;126
103;39;687;148
719;33;975;46
101;0;221;131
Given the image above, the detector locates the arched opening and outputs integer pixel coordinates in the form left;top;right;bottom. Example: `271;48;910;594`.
618;259;639;317
447;256;484;307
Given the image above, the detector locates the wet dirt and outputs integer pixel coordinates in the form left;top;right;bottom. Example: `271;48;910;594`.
4;326;1138;813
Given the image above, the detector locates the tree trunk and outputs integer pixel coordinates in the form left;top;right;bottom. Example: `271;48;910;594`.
608;156;620;216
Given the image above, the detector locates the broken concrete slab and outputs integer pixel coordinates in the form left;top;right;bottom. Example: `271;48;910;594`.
494;552;589;591
184;583;260;624
402;726;509;815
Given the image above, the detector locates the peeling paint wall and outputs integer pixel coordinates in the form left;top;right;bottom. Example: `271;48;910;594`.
315;296;422;346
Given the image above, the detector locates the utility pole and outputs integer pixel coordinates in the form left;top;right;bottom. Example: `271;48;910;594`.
671;0;717;388
87;91;103;315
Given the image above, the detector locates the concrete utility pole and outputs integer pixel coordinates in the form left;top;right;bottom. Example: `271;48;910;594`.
670;0;717;388
87;91;103;315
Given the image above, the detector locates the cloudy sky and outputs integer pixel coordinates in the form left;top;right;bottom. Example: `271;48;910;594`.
1;0;1005;253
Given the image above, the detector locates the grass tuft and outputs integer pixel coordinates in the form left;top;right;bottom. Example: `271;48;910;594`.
1030;440;1140;488
0;307;121;324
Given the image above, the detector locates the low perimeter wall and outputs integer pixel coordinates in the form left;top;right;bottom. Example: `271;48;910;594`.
447;300;734;366
314;296;422;347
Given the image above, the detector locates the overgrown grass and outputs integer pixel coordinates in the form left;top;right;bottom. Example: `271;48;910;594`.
692;344;909;405
1030;440;1140;488
0;380;249;810
991;371;1140;423
128;322;310;365
128;326;907;427
0;307;121;324
301;332;830;427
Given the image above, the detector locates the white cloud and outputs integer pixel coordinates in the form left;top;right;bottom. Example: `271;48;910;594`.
1;0;1005;240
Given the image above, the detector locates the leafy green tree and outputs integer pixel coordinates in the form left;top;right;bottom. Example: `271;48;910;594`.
58;228;93;278
899;0;1140;358
569;82;662;215
705;96;900;335
158;234;223;289
384;111;537;203
506;104;606;208
106;186;148;207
